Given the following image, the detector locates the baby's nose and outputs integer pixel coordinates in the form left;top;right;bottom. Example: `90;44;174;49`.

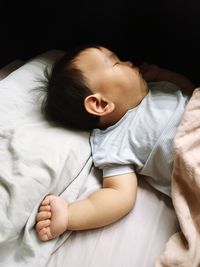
124;61;133;67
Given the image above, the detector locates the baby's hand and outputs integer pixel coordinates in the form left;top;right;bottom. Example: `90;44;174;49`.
139;62;160;82
35;195;68;241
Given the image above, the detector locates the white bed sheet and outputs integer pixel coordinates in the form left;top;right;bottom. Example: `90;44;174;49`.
47;167;179;267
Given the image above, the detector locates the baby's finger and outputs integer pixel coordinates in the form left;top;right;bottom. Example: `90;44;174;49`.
36;211;51;222
46;227;53;240
36;219;51;232
39;205;51;212
38;227;53;241
42;195;55;205
37;228;49;241
139;62;150;72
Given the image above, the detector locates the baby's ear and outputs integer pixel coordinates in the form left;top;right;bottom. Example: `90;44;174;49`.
84;94;115;116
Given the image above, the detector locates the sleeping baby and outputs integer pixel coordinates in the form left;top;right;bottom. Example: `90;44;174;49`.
35;43;194;241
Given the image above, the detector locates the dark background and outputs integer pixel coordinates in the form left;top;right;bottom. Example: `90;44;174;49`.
1;0;199;85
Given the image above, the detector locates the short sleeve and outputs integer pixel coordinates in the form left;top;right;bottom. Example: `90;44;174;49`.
103;164;135;177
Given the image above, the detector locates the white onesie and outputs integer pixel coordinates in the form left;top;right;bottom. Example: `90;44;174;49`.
90;81;190;196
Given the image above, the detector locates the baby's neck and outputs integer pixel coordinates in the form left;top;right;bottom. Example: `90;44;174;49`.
99;87;149;129
99;108;128;129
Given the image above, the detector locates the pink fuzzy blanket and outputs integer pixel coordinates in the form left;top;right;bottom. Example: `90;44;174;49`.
155;88;200;267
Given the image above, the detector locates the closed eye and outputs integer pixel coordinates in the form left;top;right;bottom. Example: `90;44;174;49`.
113;62;119;66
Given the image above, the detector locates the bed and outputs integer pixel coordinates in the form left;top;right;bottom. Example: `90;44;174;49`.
1;0;200;265
4;43;200;266
0;49;184;267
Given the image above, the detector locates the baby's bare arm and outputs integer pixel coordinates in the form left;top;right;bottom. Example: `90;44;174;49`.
155;67;195;93
139;62;195;93
67;172;137;230
36;172;137;241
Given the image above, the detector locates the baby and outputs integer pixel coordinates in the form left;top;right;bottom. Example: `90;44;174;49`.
35;43;195;241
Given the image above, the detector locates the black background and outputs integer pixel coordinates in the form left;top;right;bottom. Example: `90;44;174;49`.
1;0;199;85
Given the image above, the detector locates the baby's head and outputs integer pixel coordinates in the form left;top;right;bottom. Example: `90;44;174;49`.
42;43;147;130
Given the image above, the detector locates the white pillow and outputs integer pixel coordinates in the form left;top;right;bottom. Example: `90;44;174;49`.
0;59;25;80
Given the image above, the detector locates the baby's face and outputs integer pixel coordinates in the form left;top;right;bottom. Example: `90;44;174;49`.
75;46;148;112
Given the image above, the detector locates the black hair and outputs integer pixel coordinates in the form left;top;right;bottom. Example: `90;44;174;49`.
41;43;101;131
